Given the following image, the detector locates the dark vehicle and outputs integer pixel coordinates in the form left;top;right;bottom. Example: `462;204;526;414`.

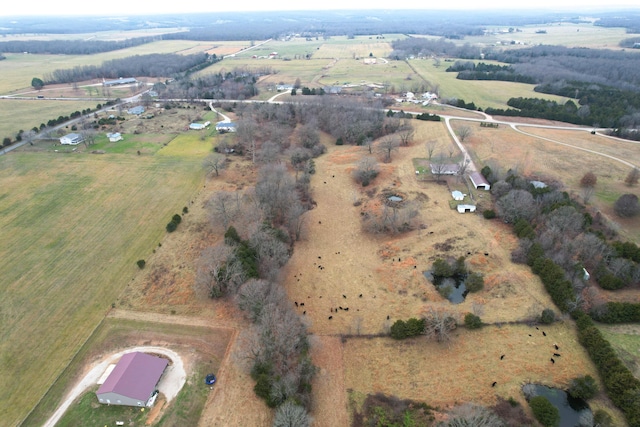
205;374;216;385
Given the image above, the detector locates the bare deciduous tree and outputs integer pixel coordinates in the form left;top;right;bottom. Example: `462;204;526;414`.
443;403;505;427
496;189;537;223
203;153;226;177
354;156;380;186
398;123;414;146
422;307;457;343
255;163;298;224
273;401;312;427
425;140;438;161
208;191;241;230
194;244;245;298
250;229;290;282
377;135;399;162
457;125;472;142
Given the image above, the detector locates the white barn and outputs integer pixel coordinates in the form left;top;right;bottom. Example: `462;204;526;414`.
469;172;491;190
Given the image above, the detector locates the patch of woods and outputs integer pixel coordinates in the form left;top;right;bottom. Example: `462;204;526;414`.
445;61;535;84
352;393;534;427
481;164;640;425
195;128;328;424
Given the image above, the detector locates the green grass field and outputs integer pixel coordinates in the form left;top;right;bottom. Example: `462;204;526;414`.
0;138;208;426
598;325;640;378
0;100;99;142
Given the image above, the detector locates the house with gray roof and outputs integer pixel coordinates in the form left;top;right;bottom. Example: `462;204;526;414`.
59;133;84;145
127;106;145;115
96;352;168;407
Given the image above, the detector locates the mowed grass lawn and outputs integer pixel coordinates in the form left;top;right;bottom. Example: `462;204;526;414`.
0;137;207;426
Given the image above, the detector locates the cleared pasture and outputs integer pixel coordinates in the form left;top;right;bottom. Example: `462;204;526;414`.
0;139;207;426
0;40;209;93
467;22;630;49
408;59;569;109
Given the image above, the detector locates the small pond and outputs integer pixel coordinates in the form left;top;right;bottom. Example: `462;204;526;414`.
387;195;403;202
423;271;468;304
523;384;592;427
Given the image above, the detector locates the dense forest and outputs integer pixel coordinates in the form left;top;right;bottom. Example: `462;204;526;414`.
445;61;535;83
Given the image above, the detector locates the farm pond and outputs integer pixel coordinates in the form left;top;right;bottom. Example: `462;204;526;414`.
524;384;592;427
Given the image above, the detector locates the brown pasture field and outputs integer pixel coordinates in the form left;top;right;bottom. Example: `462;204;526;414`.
112;117;634;425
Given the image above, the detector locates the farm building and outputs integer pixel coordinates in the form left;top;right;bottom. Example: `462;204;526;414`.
457;204;477;213
127;106;145;115
215;121;237;133
107;132;123;142
96;352;168;407
59;133;84;145
103;77;137;86
469;172;490;190
189;121;211;130
430;163;460;175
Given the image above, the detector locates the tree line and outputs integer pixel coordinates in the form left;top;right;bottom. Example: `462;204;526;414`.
389;37;482;60
446;60;536;84
43;53;211;84
0;37;160;55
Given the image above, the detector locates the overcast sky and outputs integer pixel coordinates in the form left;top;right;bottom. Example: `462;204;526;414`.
2;1;639;17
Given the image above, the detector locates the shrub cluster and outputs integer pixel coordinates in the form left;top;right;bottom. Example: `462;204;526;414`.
390;318;425;339
165;213;182;232
463;313;482;329
573;310;640;425
528;396;560;427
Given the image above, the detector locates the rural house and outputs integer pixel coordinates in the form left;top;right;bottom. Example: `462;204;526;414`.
59;133;84;145
469;172;491;190
215;121;237;133
430;163;460;175
127;106;145;115
96;352;168;407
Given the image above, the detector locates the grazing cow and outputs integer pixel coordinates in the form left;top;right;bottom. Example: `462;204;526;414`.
328;316;333;320
343;294;347;299
303;311;306;315
359;294;363;298
536;327;539;330
295;302;298;307
554;344;559;350
344;308;349;311
492;382;497;387
542;331;547;336
553;353;561;357
550;358;555;364
500;355;505;360
386;315;390;320
528;334;532;337
339;306;343;310
318;256;321;259
300;303;304;307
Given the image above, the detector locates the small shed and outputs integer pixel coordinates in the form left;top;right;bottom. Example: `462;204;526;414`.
469;172;490;190
59;133;84;145
107;132;123;142
189;121;210;130
457;204;477;213
96;352;168;407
